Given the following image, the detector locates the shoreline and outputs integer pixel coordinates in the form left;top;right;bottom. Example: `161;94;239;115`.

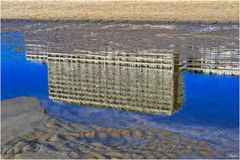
2;0;239;24
1;19;239;25
1;97;227;158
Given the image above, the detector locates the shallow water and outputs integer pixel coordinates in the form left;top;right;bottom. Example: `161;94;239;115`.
1;23;239;158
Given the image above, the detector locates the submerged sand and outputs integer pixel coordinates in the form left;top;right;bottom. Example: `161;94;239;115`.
1;0;239;23
1;97;226;158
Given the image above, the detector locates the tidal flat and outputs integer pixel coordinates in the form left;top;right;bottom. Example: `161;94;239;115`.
1;21;239;159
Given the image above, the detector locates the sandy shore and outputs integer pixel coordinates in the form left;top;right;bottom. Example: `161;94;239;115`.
1;97;226;158
1;0;239;23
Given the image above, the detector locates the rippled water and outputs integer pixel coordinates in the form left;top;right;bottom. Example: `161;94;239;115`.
1;24;239;158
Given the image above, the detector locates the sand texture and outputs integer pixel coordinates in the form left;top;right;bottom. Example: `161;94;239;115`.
1;0;239;23
1;97;226;158
1;97;49;144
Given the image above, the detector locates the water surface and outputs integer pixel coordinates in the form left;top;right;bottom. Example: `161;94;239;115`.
1;25;239;158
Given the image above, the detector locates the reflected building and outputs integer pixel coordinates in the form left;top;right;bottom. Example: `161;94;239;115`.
25;43;48;63
25;41;185;115
25;41;240;114
25;43;240;115
26;42;240;76
184;47;240;75
47;52;184;115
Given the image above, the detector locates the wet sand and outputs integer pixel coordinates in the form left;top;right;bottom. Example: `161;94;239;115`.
1;21;239;54
1;97;225;159
1;0;239;23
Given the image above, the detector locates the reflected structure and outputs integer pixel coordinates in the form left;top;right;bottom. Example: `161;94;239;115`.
47;52;184;115
25;43;240;115
25;43;48;63
26;43;240;76
185;47;240;75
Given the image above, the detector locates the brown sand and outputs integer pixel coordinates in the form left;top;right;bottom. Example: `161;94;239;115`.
1;0;239;23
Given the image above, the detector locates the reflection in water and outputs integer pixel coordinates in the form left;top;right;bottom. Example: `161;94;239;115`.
2;30;239;158
47;52;184;115
25;45;240;115
26;45;240;76
1;32;25;60
185;47;240;75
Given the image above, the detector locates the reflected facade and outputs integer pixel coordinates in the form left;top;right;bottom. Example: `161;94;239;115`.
184;47;240;75
25;44;240;115
26;44;240;76
47;52;184;115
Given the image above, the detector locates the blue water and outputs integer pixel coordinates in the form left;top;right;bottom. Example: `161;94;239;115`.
1;32;239;154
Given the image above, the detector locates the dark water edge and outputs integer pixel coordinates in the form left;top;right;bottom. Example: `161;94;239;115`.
2;19;239;25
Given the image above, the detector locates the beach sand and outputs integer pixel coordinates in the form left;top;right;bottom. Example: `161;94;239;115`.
1;97;225;159
1;0;239;23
